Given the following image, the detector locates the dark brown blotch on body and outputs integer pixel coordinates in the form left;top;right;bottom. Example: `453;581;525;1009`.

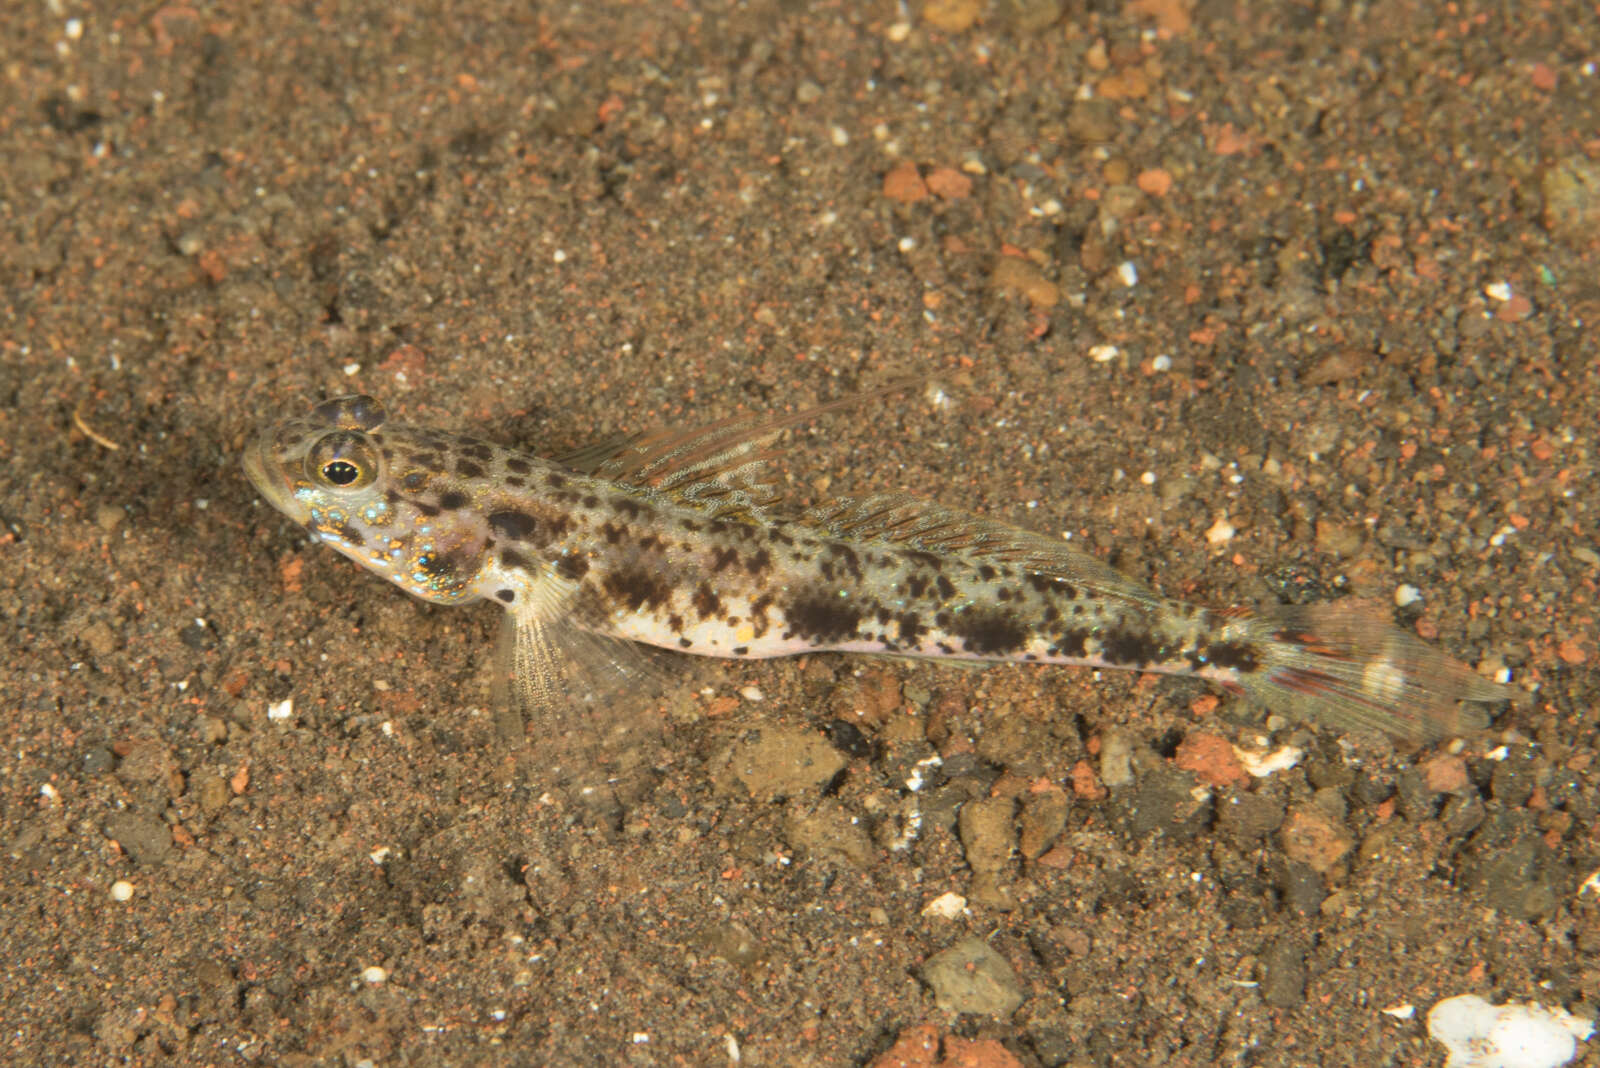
611;497;653;520
950;606;1028;655
603;566;673;613
784;590;862;644
488;511;540;541
896;612;924;644
553;554;590;581
692;583;722;619
750;594;774;638
1100;627;1163;666
1197;641;1259;673
828;544;862;579
1051;630;1089;658
1027;573;1076;599
418;547;474;582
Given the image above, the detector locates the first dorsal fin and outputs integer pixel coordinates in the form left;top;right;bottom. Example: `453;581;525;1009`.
555;379;915;523
810;493;1152;601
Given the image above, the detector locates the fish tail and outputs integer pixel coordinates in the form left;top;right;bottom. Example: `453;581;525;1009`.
1221;599;1526;742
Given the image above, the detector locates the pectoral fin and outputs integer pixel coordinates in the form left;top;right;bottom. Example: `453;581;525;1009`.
487;563;668;804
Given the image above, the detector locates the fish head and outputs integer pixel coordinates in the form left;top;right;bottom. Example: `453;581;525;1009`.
244;394;390;529
245;394;489;604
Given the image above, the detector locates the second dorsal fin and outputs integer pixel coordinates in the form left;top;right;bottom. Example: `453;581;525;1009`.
809;493;1150;599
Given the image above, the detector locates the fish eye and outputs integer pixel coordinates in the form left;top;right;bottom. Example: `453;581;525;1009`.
305;431;381;491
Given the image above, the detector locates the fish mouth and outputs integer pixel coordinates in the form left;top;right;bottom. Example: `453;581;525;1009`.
242;436;306;522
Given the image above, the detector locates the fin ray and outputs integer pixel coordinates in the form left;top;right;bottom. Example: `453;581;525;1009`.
555;380;916;523
491;565;669;792
810;493;1147;598
1227;599;1527;742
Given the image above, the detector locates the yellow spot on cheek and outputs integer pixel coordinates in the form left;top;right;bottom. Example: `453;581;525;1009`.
735;625;755;644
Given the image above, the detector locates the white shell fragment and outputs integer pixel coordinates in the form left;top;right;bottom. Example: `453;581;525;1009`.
1427;994;1592;1068
921;891;968;919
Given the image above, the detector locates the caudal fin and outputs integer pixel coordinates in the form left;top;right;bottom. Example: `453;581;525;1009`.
1227;600;1527;742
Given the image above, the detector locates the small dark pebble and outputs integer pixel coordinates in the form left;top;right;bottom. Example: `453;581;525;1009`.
1351;772;1395;808
81;747;114;775
179;619;220;651
921;775;990;837
821;718;877;760
102;811;173;867
881;741;942;791
1439;793;1487;837
1216;791;1286;845
1489;746;1542;808
1275;859;1327;917
940;750;998;783
1220;895;1268;931
1260;936;1309;1008
1025;929;1071;973
1305;747;1355;790
1109;764;1212;844
1394;768;1441;822
1458;809;1565;920
1025;1024;1075;1067
657;792;688;820
1546;769;1593;823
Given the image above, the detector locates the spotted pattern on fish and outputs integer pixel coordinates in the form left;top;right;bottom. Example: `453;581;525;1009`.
243;391;1526;742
